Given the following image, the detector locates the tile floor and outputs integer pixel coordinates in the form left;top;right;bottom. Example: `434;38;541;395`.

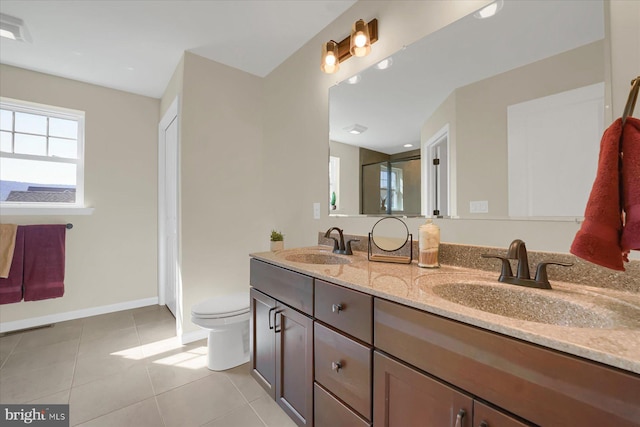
0;305;297;427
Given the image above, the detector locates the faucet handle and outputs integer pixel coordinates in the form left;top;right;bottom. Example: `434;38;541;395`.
345;239;359;255
534;261;573;287
481;254;513;281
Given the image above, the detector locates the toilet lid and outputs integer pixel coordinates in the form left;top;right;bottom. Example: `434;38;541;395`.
192;292;250;318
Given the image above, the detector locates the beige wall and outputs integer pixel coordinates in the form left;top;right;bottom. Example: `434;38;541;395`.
175;52;265;336
450;40;603;218
0;64;159;324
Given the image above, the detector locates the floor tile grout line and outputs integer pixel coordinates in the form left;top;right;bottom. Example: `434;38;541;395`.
0;329;26;370
67;320;84;404
225;372;269;427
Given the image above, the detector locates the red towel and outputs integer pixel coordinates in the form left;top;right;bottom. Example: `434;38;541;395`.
621;117;640;251
0;226;24;304
23;224;66;301
570;119;626;270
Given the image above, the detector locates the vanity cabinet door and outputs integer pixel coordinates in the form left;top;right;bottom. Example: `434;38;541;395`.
473;401;530;427
275;303;314;427
373;351;472;427
250;288;276;397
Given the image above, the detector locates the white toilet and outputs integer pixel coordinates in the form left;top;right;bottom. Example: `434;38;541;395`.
191;291;250;371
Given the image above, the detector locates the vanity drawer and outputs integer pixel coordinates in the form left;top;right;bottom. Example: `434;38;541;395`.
249;259;313;315
315;279;372;344
314;322;372;420
314;382;371;427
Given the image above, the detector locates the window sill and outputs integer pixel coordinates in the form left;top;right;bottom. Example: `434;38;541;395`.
0;206;95;216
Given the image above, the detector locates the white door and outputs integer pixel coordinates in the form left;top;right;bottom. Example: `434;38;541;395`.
159;99;179;317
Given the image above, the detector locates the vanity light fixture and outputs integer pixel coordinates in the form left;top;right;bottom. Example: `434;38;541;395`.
350;19;371;57
321;40;340;74
474;0;504;19
344;124;367;135
321;18;378;74
0;13;32;42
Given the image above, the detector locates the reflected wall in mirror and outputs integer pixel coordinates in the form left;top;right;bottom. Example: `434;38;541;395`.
329;0;608;219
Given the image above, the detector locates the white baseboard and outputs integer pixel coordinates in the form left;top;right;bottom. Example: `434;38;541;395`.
179;329;207;345
0;297;159;333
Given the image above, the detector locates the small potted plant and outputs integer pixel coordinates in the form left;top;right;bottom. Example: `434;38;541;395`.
270;230;284;251
330;191;337;210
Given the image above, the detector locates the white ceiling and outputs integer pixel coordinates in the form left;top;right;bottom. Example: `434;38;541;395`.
0;0;356;98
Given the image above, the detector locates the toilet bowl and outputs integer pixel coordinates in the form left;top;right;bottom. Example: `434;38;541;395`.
191;291;250;371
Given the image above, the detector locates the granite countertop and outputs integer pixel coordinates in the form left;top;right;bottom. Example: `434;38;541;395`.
251;246;640;375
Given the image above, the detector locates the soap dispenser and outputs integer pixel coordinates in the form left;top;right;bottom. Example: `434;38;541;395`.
418;220;440;268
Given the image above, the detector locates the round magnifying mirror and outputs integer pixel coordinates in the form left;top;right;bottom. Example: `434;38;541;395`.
371;217;409;252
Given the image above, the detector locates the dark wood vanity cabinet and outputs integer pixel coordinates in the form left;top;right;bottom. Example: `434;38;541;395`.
249;260;314;426
250;258;640;427
374;298;640;427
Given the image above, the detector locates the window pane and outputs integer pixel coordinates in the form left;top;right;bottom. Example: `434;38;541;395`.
0;110;12;131
49;117;78;138
1;157;76;203
15;112;47;135
49;137;77;159
0;131;11;153
14;134;46;156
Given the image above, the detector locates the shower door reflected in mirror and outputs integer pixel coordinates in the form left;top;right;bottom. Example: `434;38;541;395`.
362;157;421;215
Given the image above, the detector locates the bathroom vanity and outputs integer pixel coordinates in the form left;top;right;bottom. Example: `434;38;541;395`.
249;247;640;427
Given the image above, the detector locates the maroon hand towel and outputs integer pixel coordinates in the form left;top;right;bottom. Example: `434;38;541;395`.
570;119;626;271
621;117;640;252
0;226;24;304
23;224;66;301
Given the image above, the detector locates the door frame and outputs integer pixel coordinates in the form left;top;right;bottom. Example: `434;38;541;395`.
421;124;451;217
158;96;181;333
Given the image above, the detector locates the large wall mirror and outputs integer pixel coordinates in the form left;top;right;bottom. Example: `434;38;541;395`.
329;0;609;219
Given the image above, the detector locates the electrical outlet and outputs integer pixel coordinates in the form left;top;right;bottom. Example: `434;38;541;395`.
313;202;321;219
470;200;489;213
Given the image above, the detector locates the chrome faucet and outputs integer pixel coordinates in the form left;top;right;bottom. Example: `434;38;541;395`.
324;227;358;255
482;239;572;289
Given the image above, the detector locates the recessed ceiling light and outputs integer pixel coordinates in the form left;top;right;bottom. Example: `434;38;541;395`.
344;124;368;135
403;144;413;148
474;0;504;19
347;75;361;84
375;57;393;70
0;13;32;42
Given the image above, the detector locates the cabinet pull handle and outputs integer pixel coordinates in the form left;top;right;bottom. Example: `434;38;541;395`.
479;422;488;427
331;361;342;372
454;409;466;427
332;303;343;313
274;310;283;333
268;307;276;330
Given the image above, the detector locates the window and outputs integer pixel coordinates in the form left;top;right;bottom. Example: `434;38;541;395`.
0;98;85;207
